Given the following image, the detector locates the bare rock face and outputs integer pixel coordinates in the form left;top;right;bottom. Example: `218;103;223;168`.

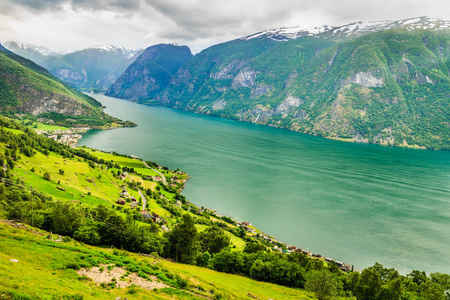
210;60;247;79
17;85;87;116
232;69;257;88
413;71;434;84
275;96;304;115
350;72;384;87
56;69;85;81
251;85;272;98
212;99;227;110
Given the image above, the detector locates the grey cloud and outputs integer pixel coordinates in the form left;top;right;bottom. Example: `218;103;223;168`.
0;0;143;14
1;0;450;54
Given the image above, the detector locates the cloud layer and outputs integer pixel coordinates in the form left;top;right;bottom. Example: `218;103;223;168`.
1;0;450;53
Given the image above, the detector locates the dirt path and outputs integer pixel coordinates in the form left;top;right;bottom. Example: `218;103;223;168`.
138;189;147;211
77;264;168;290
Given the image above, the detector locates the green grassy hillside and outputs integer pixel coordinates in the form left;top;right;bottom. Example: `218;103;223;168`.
0;222;313;300
1;116;449;299
0;48;133;128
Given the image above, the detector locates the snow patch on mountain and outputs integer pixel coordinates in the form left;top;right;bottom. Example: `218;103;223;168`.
4;41;64;56
241;17;450;42
86;45;139;58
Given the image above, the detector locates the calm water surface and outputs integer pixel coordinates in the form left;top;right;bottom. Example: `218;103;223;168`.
79;94;450;274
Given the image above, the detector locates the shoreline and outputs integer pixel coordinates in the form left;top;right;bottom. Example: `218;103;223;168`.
141;100;438;151
132;156;355;273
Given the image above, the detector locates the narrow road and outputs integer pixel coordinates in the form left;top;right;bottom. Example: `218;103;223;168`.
123;171;132;182
142;160;167;185
138;189;147;211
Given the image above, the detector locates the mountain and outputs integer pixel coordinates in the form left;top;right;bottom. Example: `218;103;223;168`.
106;43;193;100
0;42;12;53
3;41;63;64
40;45;142;92
123;16;450;150
0;45;125;127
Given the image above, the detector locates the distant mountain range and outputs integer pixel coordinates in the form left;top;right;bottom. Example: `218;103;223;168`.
111;16;450;149
4;16;450;149
3;42;142;92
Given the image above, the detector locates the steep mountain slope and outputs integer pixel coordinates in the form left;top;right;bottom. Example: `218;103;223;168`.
3;41;62;64
134;17;450;149
0;45;124;127
40;45;141;92
106;44;193;100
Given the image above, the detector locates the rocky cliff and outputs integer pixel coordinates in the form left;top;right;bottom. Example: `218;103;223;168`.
106;44;193;101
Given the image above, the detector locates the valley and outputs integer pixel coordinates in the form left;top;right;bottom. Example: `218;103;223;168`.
1;12;450;300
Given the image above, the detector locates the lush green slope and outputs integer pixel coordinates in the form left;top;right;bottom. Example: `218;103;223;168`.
126;19;450;149
1;116;449;299
106;44;193;100
0;46;131;127
0;222;313;300
40;46;141;92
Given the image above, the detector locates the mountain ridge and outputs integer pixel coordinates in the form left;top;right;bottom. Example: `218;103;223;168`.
106;43;193;100
0;46;132;127
110;16;450;150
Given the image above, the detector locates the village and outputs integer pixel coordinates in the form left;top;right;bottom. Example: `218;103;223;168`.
35;127;91;147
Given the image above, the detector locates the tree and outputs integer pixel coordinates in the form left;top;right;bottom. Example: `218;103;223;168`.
166;214;199;264
49;202;84;236
210;249;245;274
43;172;51;181
305;269;341;300
355;268;382;300
199;225;230;254
244;241;265;253
250;259;272;282
74;224;101;245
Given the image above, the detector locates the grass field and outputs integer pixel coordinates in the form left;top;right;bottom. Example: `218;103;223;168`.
33;123;69;131
0;222;315;300
162;260;313;300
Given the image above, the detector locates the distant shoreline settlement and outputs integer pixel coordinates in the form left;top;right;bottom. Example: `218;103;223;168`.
35;127;90;147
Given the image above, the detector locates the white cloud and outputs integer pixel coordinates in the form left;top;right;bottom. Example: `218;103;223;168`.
1;0;450;53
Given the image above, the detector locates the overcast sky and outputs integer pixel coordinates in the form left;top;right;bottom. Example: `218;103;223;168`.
1;0;449;53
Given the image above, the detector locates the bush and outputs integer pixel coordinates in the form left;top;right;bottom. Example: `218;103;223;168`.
65;262;80;270
43;172;51;181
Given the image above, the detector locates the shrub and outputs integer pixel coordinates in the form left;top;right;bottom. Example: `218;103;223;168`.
43;172;51;181
65;262;80;270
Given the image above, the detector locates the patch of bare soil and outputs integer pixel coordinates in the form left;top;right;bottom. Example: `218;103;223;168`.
77;264;169;290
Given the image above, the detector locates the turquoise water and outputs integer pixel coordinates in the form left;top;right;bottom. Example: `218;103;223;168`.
79;94;450;274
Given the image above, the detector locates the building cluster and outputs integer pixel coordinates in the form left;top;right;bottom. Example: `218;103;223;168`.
116;184;138;209
36;127;90;147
